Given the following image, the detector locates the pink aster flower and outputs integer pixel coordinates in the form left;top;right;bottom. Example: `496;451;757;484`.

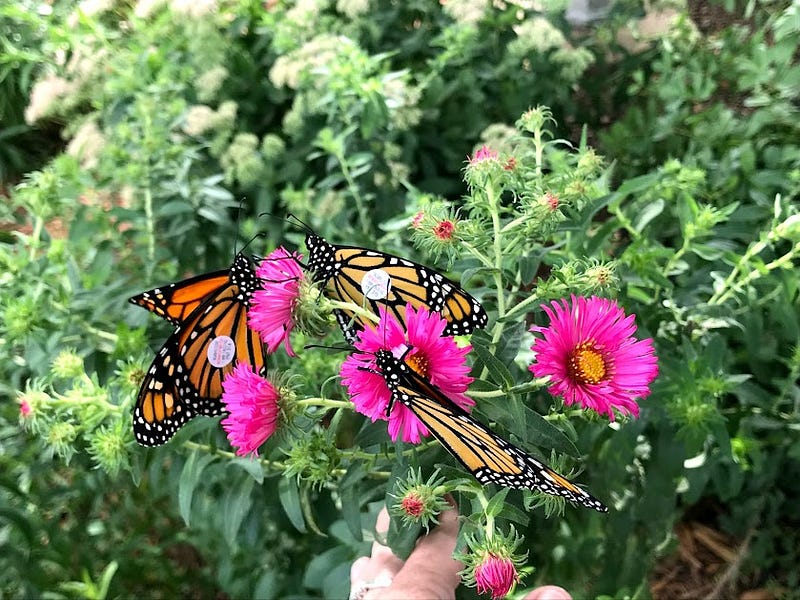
529;295;658;420
468;144;499;165
339;304;474;443
433;219;456;240
474;553;519;600
249;246;304;357
539;191;559;211
400;492;425;518
220;362;281;457
19;400;32;418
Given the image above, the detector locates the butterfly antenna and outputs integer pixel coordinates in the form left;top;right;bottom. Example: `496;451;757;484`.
256;211;316;240
303;343;351;353
286;213;315;236
380;279;391;350
232;197;247;254
239;231;267;256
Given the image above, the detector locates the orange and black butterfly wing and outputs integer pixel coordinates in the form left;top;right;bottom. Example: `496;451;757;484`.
129;269;231;326
375;350;607;512
172;267;267;402
133;332;212;445
305;234;487;343
132;254;268;446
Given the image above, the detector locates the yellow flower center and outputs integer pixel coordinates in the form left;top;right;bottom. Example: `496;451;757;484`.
568;341;607;385
404;352;430;379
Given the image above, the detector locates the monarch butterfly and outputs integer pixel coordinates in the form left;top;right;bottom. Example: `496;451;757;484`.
372;348;608;512
304;232;488;343
129;253;268;446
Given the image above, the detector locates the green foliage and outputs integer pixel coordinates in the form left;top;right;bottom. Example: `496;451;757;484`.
2;0;799;599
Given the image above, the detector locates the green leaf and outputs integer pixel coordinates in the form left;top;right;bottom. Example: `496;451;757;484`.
460;266;490;287
469;378;502;393
609;173;660;209
178;452;216;526
626;286;654;304
584;218;619;256
518;254;542;284
222;477;254;547
322;560;354;600
484;488;509;517
303;546;351;590
339;465;364;542
523;408;580;458
774;2;800;40
471;331;513;388
632;198;665;233
495;321;527;366
0;507;35;548
386;511;421;560
156;200;193;217
691;243;724;261
200;185;234;203
279;477;306;533
253;571;279;599
231;457;265;484
477;397;580;458
96;562;118;600
354;419;391;449
497;501;530;528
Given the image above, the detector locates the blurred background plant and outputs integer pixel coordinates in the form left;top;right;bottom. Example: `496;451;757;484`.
2;0;799;598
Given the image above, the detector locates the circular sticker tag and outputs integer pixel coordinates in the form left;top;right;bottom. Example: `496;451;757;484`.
361;269;392;300
207;336;236;368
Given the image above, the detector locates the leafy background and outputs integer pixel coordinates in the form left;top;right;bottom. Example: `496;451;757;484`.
1;0;799;599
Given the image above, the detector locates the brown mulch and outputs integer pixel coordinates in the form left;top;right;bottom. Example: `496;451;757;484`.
650;521;782;600
687;0;756;36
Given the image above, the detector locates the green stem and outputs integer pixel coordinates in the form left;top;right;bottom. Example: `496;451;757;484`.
327;299;381;325
503;292;543;320
468;389;507;399
340;439;439;461
543;409;585;421
333;147;371;238
296;398;353;410
143;184;155;280
476;488;494;541
488;185;506;321
460;241;494;271
183;440;287;470
709;236;800;306
50;392;122;414
533;124;544;178
663;234;693;278
480;182;508;381
500;215;528;234
85;326;119;344
29;215;43;261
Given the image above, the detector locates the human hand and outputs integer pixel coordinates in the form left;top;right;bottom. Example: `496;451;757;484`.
349;503;462;600
523;585;573;599
349;503;574;600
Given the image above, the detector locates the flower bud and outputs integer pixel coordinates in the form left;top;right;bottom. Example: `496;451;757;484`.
474;553;520;600
52;349;84;379
389;468;449;530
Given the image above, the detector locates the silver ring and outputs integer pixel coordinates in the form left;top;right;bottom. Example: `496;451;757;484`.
348;573;393;600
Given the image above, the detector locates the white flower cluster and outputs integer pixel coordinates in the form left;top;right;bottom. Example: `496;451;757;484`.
441;0;488;26
269;35;355;90
170;0;217;18
25;75;76;124
67;120;106;169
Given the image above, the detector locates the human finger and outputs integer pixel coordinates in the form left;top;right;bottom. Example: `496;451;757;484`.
368;507;405;571
523;585;573;600
349;508;405;600
388;503;462;598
